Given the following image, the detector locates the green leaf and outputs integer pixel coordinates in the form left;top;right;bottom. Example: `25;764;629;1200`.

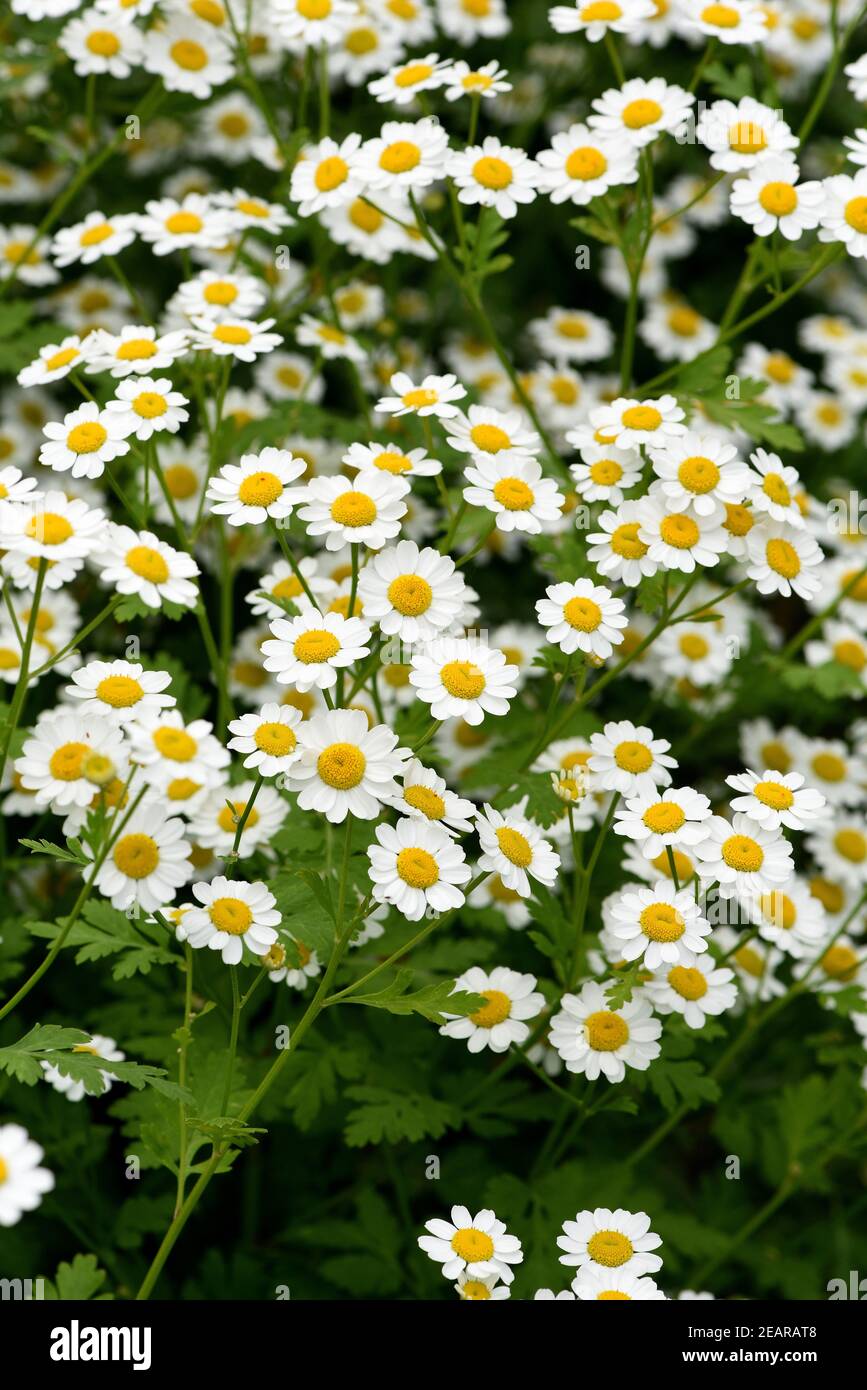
19;836;88;866
44;1254;109;1302
0;1023;189;1099
28;900;178;980
343;1085;459;1146
647;1058;721;1114
341;968;485;1025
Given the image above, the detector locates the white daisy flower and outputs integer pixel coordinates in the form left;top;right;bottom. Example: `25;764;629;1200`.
0;1125;54;1227
261;607;372;692
456;1272;511;1300
462;455;564;535
587;501;660;587
588;77;694;147
206;448;307;526
819;169;867;260
0;464;39;503
268;940;321;991
369;815;471;920
637;491;728;574
440;964;544;1053
747;447;804;528
442;59;512;102
476;801;561;897
549;979;662;1083
216;187;294;234
726;768;827;829
245;556;337;622
297;472;409;551
795;390;858;450
795;934;867;994
188;779;287;856
588;720;676;797
446;406;541;463
227;703;304;777
295;315;366;364
42;1033;126;1102
368;53;451;105
743;879;829;959
746;520;823;600
409;634;518;725
696;97;797;174
730;155;826;240
684;0;771;45
647;956;738;1029
14;710;127;810
173;270;266;322
51;209;138;267
283;707;410;822
693;812;794;899
358;116;450;192
65;659;175;725
290;133;365;217
391;758;476;835
536;578;627;660
791;736;866;808
572;1267;666;1299
0;225;59;287
190;314;282;362
84;324;189;378
570;444;642;505
92;799;193;913
98;524;200;610
806;621;867;691
357;540;467;643
548;0;656;42
656;622;734;688
614;785;712;859
535;123;638;205
135;194;236;256
39;401;130;480
126;712;229;802
343;440;441;480
142;16;234;98
447;136;539;218
104;377;189;442
376;370;466;419
640;298;717;362
0;490;107;565
649;432;755;515
418;1204;523;1284
182;876;280;965
557;1207;662;1276
17;335;91;387
591;394;686;451
530;307;614;364
608;879;712;968
271;0;356;45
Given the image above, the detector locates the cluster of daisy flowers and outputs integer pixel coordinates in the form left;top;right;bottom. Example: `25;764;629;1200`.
2;0;867;1304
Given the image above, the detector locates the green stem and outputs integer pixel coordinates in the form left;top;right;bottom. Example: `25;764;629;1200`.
0;558;47;786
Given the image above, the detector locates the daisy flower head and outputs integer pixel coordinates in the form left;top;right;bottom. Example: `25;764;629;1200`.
820;162;867;255
587;500;659;587
608;879;712;969
174;270;266;324
531;307;614;364
589;720;677;797
189;779;287;856
536;578;627;660
730;155;826;240
182;876;280;965
216;188;294;234
358;117;450;192
343;440;441;480
93;799;192;913
368;815;471;920
135;194;236;256
268;939;321;991
409;634;518;725
0;490;107;564
808;815;867;889
17;334;91;388
637;490;728;574
536;123;639;206
806;621;867;691
797;934;867;995
462;455;565;535
693;812;794;899
227;702;304;777
271;0;356;46
447;137;540;219
572;1267;666;1300
440;964;544;1053
647;955;738;1029
391;758;476;835
206;448;307;526
614;785;712;859
295;316;366;364
588;77;694;148
283;708;410;822
126;710;229;802
557;1207;662;1276
569;444;642;506
791;735;866;809
418;1205;523;1284
591;395;686;451
447;406;541;464
456;1272;510;1300
0;465;39;504
65;659;175;726
548;1;657;42
726;768;827;830
290;133;364;218
368;53;450;105
104;377;189;442
640;299;717;363
51;210;138;268
0;225;59;287
60;6;143;76
191;315;282;362
297;471;409;551
14;710;127;811
39;401;130;480
686;0;771;44
549;979;662;1083
476;801;561;897
245;555;337;622
261;607;371;692
696;98;797;174
747;448;804;528
746;519;823;600
376;370;466;420
84;324;189;378
0;1125;54;1227
357;540;467;642
41;1033;126;1103
99;525;200;610
442;59;512;103
745;879;829;959
142;16;234;97
649;431;754;516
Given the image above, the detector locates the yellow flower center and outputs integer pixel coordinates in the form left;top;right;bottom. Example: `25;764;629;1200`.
659;514;700;550
126;545;169;583
845;197;867;234
587;1230;634;1266
565;147;607;181
403;782;448;824
496;826;532;867
254;722;297;756
678;456;719;494
203;280;238;305
581;1;622;18
759;891;796;929
331;491;377;527
563;595;602;632
387;574;433;616
493;477;534;510
723;503;754;537
668;307;701;337
472;156;513;190
208;897;253;934
834;639;865;672
217;800;260;834
704;3;741;28
79;219;115;244
130;391;167;421
116;337;157;360
614;740;653;773
470;423;512;453
317;742;366;789
238;471;283;507
680;634;709;662
440;660;486;700
165;464;198;499
346;26;378;53
821;944;859;981
49;741;90;781
113;833;159;878
622;405;662;432
192;0;226;22
728;120;767;155
236;198;269;218
293;629;341;664
44;346;80;371
396;846;439;889
96;674;144;708
611;522;647;559
752;779;794;809
0;647;19;670
640;902;685;941
810;877;844;912
759;181;798;216
469;988;512;1028
622;99;663;129
668;965;708;1001
380;141;421;174
834;829;866;862
170;39;208;71
765;538;800;578
721;834;764;872
585;1010;629;1050
298;0;331;14
451;1226;494;1262
371;450;411;474
167;778;202;801
589;459;622;485
66;421;107;455
213;325;252;345
460;1280;491;1300
86;31;121;56
153;726;198;761
643;801;685;834
314;155;349;192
